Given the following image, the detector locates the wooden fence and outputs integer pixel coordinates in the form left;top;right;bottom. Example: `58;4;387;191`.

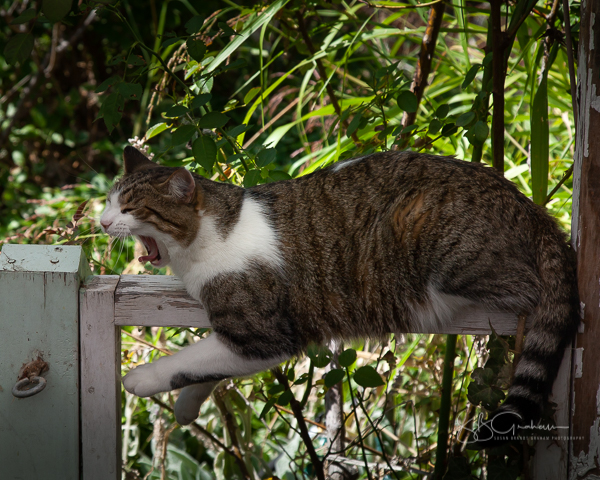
0;242;573;479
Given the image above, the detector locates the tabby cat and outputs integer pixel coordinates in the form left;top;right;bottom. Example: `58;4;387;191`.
101;146;579;443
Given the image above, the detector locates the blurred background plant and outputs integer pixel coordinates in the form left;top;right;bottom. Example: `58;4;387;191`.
0;0;579;478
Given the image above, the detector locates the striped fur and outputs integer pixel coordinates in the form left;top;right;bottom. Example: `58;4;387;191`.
103;147;579;435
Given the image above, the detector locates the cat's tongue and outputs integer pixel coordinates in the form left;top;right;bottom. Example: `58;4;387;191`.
139;236;161;265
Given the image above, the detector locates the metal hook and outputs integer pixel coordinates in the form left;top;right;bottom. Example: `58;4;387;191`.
12;376;47;398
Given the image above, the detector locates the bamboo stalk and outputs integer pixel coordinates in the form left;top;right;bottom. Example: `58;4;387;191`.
433;334;458;479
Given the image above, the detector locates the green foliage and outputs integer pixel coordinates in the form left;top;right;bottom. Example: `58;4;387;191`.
0;0;581;478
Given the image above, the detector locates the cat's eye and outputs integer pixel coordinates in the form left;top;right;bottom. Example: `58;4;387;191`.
121;208;134;214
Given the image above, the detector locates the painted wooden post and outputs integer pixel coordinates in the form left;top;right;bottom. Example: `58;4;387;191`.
0;244;90;479
568;0;600;477
80;275;121;480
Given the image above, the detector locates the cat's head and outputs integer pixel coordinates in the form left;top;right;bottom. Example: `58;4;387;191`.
100;147;201;267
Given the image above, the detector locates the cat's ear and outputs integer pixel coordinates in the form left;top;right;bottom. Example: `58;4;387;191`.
123;146;159;174
165;168;196;204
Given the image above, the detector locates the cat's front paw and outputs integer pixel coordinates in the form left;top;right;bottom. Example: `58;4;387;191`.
122;360;173;397
174;382;217;425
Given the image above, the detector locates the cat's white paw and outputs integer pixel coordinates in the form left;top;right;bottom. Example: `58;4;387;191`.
122;359;173;397
174;382;217;425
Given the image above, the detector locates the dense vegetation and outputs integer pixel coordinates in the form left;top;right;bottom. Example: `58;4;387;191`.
1;0;578;478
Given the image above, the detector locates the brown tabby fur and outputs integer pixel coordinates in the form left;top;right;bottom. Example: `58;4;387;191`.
109;147;579;442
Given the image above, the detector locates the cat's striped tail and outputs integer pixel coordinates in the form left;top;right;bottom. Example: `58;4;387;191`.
484;232;579;446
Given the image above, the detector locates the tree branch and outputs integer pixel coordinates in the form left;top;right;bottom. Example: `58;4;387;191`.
490;0;506;172
400;0;446;134
273;367;325;480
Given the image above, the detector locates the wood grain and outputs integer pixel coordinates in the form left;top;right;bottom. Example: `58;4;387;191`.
112;274;527;334
114;275;211;328
80;275;121;480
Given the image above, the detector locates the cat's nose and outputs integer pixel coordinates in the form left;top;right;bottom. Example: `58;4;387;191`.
101;220;112;231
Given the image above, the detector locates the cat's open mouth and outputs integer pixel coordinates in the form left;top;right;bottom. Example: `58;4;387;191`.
139;235;162;266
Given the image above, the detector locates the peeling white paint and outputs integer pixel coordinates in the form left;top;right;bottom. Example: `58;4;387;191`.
579;321;585;334
571;417;600;479
596;385;600;416
575;348;584;378
581;301;586;321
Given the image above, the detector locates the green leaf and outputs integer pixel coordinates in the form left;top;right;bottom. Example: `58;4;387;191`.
243;169;261;187
218;22;237;36
530;45;557;205
456;111;475;127
259;397;277;418
198;112;229;129
4;33;34;65
256;148;276;168
346;112;363;137
11;8;37;24
467;368;505;410
42;0;72;23
268;171;292;182
101;93;124;133
185;16;205;35
164;105;189;118
442;123;458;137
307;345;333;368
353;366;385;388
205;0;289;74
171;124;196;146
397;90;418;112
96;75;120;94
462;64;481;89
435;104;450;119
187;38;206;62
107;54;126;66
465;121;489;146
117;82;142;100
268;384;285;395
146;122;169;140
244;87;261;105
192;136;217;171
324;369;345;388
227;124;250;138
338;349;357;367
126;54;144;66
428;119;443;135
191;94;212;110
276;390;293;406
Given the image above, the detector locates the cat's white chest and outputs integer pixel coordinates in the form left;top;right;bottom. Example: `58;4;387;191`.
171;197;283;300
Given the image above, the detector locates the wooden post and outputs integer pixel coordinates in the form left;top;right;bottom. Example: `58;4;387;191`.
0;244;90;479
569;0;600;477
80;275;121;480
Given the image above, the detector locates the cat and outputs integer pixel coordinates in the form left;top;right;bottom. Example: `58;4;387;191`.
101;146;579;444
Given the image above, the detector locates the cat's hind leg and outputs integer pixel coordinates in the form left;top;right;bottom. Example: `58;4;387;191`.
122;333;288;397
174;382;219;425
